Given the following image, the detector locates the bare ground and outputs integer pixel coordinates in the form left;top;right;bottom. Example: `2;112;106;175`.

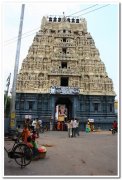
4;130;118;177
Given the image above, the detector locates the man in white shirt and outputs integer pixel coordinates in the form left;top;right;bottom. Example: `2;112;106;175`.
32;119;37;130
72;119;77;137
38;119;42;127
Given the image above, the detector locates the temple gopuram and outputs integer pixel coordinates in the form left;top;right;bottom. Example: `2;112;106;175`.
16;15;116;130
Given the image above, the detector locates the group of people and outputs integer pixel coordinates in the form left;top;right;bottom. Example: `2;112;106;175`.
66;119;80;138
17;120;43;160
56;121;67;131
31;119;43;137
21;118;43;138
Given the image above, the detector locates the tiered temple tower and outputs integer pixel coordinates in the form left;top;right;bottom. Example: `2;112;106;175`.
16;15;116;130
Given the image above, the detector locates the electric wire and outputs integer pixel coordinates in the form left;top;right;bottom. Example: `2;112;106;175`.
4;4;110;46
4;31;37;46
5;4;99;44
66;4;98;17
4;27;40;43
78;4;110;17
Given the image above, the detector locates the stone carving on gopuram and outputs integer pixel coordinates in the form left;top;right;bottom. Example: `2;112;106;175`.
16;15;116;96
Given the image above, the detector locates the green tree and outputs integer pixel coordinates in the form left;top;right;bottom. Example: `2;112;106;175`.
4;93;11;118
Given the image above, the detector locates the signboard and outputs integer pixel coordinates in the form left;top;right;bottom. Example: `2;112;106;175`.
88;119;94;122
10;112;16;129
10;119;15;128
58;115;64;121
50;86;80;95
25;115;32;119
11;112;16;119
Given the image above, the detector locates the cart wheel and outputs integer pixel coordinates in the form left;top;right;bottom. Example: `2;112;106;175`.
13;143;32;167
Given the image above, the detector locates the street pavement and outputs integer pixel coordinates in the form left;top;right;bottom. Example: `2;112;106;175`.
4;130;118;177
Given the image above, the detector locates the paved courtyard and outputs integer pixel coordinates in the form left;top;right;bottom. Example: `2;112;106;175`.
4;130;118;177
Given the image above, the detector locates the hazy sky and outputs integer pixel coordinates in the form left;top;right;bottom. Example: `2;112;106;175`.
2;2;119;99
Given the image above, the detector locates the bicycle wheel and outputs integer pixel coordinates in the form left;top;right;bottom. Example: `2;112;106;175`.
13;143;32;167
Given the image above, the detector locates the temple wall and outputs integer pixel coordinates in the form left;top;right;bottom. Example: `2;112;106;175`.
15;15;117;130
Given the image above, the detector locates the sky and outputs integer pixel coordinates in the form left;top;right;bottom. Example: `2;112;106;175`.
2;1;119;100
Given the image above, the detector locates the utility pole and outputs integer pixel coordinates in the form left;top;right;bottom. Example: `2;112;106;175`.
10;4;25;129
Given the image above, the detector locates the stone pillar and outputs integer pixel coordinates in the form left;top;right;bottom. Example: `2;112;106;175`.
50;116;53;131
25;100;29;110
89;98;92;114
73;96;77;119
51;95;55;130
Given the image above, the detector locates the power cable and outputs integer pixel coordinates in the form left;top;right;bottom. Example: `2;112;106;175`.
4;27;40;44
4;4;100;44
66;4;98;17
4;4;110;46
4;31;37;46
78;4;110;17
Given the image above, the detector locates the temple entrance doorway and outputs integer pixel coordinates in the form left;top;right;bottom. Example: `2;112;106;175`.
55;97;72;131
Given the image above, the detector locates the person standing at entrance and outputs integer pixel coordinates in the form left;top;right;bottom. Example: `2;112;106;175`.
57;121;60;131
75;119;80;136
66;120;73;137
61;122;64;131
72;119;77;137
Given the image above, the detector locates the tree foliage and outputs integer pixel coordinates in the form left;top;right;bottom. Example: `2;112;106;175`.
4;93;11;118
